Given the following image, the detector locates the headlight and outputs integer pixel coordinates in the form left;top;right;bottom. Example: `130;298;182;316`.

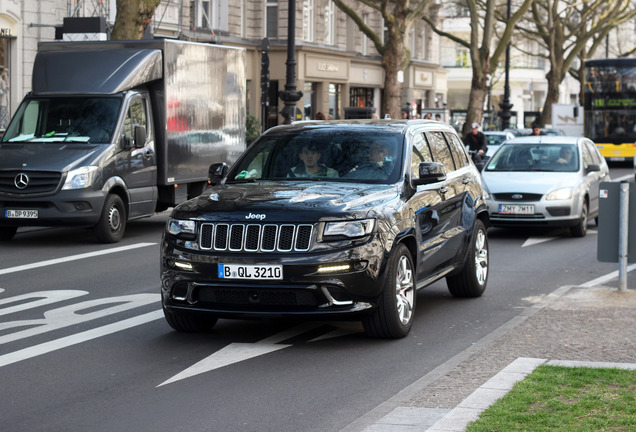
167;218;196;235
61;166;101;190
546;188;573;200
323;219;375;239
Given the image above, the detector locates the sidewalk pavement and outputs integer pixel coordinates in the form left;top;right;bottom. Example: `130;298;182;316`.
341;275;636;432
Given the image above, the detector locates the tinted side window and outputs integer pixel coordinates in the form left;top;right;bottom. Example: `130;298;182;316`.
446;132;469;168
426;131;455;171
124;97;148;145
410;133;433;178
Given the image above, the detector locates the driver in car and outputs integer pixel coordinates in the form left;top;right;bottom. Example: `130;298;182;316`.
290;142;339;178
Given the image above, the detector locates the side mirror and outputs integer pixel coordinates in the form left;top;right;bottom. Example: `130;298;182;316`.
585;163;600;173
414;161;446;186
134;124;147;148
208;162;229;186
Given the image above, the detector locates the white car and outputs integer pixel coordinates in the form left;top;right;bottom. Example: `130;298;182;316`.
482;136;611;237
483;131;515;157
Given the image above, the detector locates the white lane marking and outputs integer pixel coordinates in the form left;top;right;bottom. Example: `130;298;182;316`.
521;237;559;247
522;229;597;248
0;310;163;368
0;293;158;345
582;263;636;287
158;322;326;387
0;290;88;317
0;242;157;276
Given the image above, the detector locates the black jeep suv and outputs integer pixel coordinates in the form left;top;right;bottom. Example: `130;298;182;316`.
161;120;489;338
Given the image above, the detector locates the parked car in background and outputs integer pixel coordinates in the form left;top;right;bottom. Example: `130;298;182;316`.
481;136;610;237
161;120;490;339
504;128;565;137
483;131;515;157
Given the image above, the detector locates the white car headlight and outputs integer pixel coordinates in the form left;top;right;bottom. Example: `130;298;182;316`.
62;166;101;190
324;219;375;239
546;187;573;200
167;218;196;235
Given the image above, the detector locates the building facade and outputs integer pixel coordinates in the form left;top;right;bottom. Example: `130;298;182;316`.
0;0;451;132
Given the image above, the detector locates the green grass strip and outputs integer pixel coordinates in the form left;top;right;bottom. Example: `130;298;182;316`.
466;365;636;431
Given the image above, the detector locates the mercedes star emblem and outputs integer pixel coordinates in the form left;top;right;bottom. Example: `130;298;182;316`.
14;173;30;190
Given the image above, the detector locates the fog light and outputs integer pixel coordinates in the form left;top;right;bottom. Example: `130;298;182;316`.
316;264;351;274
174;261;193;270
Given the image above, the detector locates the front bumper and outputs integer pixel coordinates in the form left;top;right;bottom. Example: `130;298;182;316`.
0;189;106;227
486;196;582;227
161;236;390;320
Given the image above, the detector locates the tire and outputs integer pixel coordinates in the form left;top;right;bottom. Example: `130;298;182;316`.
570;200;588;238
94;194;127;243
163;306;218;332
362;243;416;339
447;219;488;298
0;227;18;241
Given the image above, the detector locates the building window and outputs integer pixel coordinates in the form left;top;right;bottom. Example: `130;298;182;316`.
194;0;212;30
324;1;334;45
193;0;227;32
455;46;470;67
266;0;278;38
302;0;314;42
350;87;374;108
361;13;369;55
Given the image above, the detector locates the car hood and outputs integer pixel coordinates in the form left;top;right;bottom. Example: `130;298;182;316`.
172;181;401;222
0;143;103;172
482;171;581;194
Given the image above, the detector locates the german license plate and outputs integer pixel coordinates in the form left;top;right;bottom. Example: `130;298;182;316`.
218;264;283;280
5;209;39;219
499;204;534;215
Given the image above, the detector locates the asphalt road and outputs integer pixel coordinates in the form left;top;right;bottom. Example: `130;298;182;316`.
0;165;632;432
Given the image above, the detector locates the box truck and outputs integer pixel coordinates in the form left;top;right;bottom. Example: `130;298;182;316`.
0;39;246;242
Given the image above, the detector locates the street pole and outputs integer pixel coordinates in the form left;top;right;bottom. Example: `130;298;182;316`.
260;38;270;133
498;0;513;130
278;0;303;124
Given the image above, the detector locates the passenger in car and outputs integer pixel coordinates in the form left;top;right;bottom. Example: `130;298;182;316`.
555;146;575;168
290;142;339;178
345;139;394;179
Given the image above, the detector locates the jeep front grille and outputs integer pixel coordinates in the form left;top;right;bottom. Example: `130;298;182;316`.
199;223;313;252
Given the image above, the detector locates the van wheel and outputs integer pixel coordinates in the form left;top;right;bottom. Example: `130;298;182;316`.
571;201;588;237
447;219;488;298
0;227;17;241
94;194;126;243
362;243;415;339
163;306;218;332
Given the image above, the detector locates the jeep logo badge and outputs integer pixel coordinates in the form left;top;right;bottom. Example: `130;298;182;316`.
14;173;30;190
245;213;266;220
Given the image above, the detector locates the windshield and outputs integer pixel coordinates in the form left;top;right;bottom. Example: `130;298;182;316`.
485;143;579;172
229;128;404;183
3;96;122;144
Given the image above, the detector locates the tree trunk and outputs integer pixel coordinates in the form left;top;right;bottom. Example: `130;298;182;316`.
111;0;161;40
382;37;404;119
463;73;487;135
540;69;562;127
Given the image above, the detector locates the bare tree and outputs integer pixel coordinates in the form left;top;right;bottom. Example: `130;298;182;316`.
515;0;636;127
424;0;535;134
333;0;434;119
111;0;162;40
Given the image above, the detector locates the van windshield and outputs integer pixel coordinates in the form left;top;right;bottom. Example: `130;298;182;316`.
3;96;122;144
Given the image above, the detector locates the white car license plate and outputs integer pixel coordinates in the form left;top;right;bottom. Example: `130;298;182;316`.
218;264;283;280
499;204;534;215
5;209;39;219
